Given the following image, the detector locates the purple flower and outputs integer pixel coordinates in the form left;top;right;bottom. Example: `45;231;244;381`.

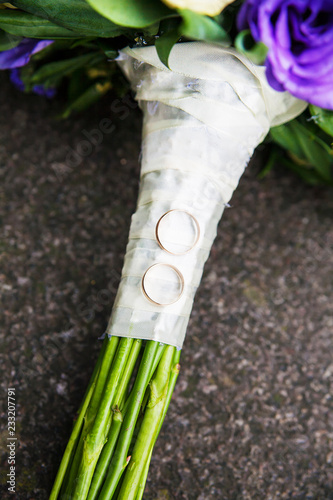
0;38;53;70
10;68;56;98
32;84;57;99
9;68;25;91
238;0;333;109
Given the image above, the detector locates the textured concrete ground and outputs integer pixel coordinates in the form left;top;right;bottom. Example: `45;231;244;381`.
0;72;332;500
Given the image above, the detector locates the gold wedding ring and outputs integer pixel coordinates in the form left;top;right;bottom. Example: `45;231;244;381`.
141;263;185;306
155;209;200;255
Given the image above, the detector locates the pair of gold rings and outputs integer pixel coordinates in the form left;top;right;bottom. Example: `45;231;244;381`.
141;210;200;306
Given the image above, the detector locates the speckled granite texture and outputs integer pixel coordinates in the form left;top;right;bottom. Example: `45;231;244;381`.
0;73;332;500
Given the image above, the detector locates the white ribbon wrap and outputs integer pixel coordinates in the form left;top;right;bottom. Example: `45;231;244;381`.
106;42;306;348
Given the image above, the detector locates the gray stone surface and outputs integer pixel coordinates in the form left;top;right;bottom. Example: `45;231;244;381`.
0;73;332;499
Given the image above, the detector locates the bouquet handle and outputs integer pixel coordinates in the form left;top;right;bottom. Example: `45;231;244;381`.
107;42;306;349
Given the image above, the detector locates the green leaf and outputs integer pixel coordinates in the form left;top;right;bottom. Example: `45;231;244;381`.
271;120;333;183
291;122;332;181
155;28;180;68
61;80;111;118
85;0;174;28
11;0;127;37
309;105;333;138
96;39;118;59
67;68;89;101
30;52;104;86
178;9;230;44
142;21;160;36
0;10;81;38
270;123;304;158
235;30;267;65
257;148;278;179
281;157;329;185
0;29;21;51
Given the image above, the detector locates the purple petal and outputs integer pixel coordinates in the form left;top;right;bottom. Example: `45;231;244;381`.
285;77;333;109
237;0;261;41
0;38;53;70
240;0;333;109
32;84;57;99
9;68;25;91
31;39;54;57
275;4;291;50
265;58;285;91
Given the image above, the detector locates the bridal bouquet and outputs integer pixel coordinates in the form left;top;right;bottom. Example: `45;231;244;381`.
1;1;332;498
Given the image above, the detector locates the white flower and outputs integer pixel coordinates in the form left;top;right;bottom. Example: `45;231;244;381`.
162;0;235;16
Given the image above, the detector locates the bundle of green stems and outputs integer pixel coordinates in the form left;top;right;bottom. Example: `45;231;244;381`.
50;336;181;500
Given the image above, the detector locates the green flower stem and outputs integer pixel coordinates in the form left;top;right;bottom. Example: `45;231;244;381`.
61;435;84;499
140;343;167;413
51;337;180;500
57;336;119;498
62;359;113;497
49;378;96;500
98;340;160;499
52;337;111;497
62;411;111;499
161;348;181;424
135;348;181;500
86;339;143;500
77;336;108;416
72;337;134;500
85;335;119;430
87;409;123;500
117;345;175;500
114;339;143;410
149;343;167;379
135;450;151;500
